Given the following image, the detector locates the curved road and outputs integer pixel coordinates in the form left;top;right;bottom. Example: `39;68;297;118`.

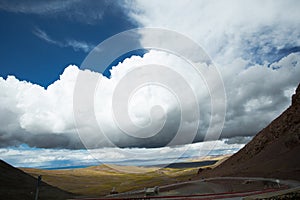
73;177;300;200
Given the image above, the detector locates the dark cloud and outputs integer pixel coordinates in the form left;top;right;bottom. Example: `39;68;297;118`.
224;136;252;145
0;131;84;149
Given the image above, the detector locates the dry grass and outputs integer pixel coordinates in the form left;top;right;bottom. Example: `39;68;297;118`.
21;164;198;196
21;155;229;197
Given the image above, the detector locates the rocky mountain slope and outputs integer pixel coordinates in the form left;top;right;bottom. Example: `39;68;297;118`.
202;83;300;180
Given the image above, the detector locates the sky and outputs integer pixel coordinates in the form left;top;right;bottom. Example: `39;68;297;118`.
0;0;300;168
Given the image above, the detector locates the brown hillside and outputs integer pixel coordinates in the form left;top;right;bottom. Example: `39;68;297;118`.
202;83;300;180
0;160;73;200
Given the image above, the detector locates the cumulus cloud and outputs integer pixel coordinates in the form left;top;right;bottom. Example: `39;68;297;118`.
0;1;299;150
0;51;299;149
220;53;300;137
126;0;300;64
123;0;300;137
0;65;83;149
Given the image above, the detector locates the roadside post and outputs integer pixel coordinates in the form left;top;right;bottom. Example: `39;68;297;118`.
34;175;42;200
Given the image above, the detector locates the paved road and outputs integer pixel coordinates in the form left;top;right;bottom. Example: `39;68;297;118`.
72;177;300;200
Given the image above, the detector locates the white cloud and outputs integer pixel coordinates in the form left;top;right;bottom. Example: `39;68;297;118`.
32;28;60;46
0;0;299;152
33;27;95;53
122;0;300;136
0;0;77;14
66;39;94;53
125;0;300;64
0;139;245;168
0;51;299;149
0;0;107;24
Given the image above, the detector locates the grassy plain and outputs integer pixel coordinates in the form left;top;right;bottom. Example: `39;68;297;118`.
22;165;197;196
21;156;228;197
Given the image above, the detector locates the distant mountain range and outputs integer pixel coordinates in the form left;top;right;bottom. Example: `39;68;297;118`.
202;83;300;181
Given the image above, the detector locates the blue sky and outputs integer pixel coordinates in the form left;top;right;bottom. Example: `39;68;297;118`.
0;0;299;168
0;1;136;87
